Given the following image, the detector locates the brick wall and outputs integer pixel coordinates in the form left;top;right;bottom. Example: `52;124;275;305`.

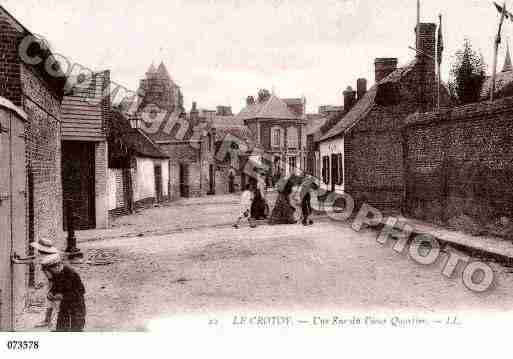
404;97;513;225
20;64;64;249
0;17;22;107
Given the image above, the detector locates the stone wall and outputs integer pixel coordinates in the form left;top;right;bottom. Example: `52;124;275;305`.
404;97;513;229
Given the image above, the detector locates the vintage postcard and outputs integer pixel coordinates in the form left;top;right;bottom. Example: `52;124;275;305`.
0;0;511;357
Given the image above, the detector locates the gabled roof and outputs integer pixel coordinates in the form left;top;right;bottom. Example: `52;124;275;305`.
306;114;329;135
209;115;256;148
147;63;157;74
109;110;169;159
236;94;302;121
0;6;66;98
319;60;416;142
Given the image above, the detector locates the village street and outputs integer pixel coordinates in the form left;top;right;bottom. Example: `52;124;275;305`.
16;194;513;331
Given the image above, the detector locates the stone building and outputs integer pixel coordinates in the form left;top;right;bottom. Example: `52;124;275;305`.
318;22;451;211
236;90;307;184
0;5;66;329
137;62;184;115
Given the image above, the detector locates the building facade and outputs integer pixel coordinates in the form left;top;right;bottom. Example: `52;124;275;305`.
318;22;451;212
0;6;66;329
236;90;307;183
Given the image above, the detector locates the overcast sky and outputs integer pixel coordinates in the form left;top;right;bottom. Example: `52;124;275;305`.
2;0;510;113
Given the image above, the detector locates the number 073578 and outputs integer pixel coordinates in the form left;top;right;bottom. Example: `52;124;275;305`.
6;340;39;350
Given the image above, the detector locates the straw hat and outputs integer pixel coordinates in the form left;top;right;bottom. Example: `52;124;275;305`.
30;238;59;254
40;253;62;267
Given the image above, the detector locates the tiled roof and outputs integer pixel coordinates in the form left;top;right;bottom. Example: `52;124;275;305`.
109;110;169;159
236;94;301;121
319;60;416;142
319;85;378;141
209;115;256;147
306;114;329;135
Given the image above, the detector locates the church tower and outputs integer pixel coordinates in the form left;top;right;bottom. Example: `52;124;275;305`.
137;61;184;114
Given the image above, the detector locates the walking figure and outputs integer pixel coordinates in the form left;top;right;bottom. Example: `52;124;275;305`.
233;184;257;229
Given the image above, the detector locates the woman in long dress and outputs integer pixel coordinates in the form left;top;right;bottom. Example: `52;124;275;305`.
269;179;297;225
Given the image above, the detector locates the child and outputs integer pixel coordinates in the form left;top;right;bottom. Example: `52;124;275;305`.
11;238;60;328
42;253;86;332
233;184;256;229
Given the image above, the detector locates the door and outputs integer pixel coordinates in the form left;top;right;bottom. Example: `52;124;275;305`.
208;164;215;195
154;164;163;202
179;163;189;198
62;141;96;230
0;108;26;331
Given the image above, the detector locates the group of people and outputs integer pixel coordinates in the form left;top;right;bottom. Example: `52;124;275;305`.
233;175;318;228
13;239;86;331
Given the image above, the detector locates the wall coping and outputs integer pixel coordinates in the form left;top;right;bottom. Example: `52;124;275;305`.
0;96;28;121
405;95;513;128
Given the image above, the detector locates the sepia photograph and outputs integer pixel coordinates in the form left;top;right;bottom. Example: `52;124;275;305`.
0;0;512;356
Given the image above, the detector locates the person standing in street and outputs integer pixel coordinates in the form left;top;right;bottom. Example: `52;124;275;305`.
300;180;319;226
233;184;257;229
42;253;86;331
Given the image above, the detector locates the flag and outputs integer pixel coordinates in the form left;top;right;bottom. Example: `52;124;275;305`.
437;14;444;65
494;1;513;19
495;2;508;44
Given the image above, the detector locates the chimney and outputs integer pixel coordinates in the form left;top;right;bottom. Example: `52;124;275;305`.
216;105;233;116
246;96;255;106
415;22;437;73
343;86;357;111
357;78;367;100
374;58;398;83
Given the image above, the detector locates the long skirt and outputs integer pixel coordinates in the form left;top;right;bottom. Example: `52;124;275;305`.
269;193;297;225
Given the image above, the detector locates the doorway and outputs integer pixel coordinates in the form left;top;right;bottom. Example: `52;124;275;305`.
154;164;163;203
208;164;215;195
62;141;96;230
179;163;189;198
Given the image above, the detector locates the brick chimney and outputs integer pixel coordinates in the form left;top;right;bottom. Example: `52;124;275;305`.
374;58;398;83
246;96;255;106
415;22;437;75
216;105;233;116
343;86;357;111
357;78;367;100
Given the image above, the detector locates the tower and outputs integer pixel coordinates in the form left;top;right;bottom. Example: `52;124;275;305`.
137;62;184;114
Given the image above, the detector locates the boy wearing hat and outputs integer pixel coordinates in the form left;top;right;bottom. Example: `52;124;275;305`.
41;253;86;331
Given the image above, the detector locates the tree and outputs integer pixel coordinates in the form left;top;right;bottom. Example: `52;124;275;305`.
257;88;271;103
449;39;487;104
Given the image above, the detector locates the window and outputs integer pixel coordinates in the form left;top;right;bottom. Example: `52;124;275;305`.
332;154;339;186
322;156;330;185
272;128;282;148
337;154;344;185
286;127;299;149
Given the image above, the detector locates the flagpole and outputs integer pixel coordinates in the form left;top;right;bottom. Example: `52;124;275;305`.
437;14;442;112
416;0;420;48
492;1;507;101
